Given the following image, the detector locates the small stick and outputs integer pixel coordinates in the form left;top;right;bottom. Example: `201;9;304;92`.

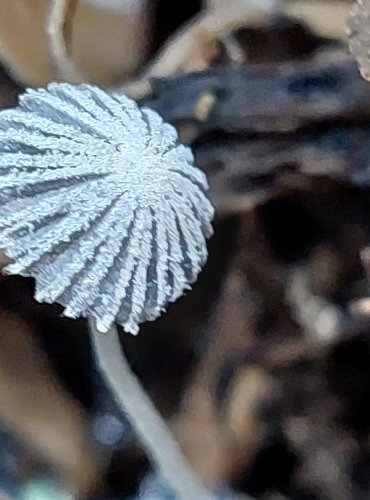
119;0;283;99
47;0;85;83
89;319;215;500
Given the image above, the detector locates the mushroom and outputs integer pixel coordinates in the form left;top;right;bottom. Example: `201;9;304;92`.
0;83;215;499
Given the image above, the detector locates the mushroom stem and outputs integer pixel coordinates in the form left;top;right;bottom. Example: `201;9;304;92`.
89;319;215;500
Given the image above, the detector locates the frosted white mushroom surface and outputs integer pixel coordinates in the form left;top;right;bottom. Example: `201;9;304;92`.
0;83;214;334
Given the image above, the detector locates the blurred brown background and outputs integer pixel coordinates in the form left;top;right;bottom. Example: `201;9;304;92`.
2;1;370;499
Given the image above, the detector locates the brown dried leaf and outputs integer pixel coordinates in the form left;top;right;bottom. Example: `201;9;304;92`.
0;309;99;493
0;0;147;86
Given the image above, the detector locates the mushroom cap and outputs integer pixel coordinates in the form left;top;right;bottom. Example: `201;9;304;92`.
0;83;214;333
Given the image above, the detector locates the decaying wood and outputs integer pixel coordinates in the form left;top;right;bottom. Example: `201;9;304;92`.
142;53;370;215
145;55;370;136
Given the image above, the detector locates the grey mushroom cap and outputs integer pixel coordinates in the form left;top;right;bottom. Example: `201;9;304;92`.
0;83;214;334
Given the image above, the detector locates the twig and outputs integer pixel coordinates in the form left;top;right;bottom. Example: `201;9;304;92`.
89;319;215;500
119;0;283;98
47;0;85;83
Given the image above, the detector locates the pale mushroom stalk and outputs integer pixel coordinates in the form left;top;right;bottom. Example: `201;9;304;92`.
90;319;215;500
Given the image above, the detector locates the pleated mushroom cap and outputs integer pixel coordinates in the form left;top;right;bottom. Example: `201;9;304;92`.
0;84;214;334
